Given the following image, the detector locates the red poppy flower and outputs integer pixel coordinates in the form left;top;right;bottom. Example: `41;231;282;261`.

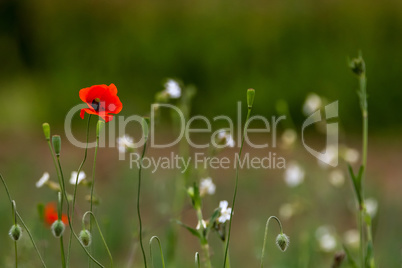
79;83;123;122
44;203;68;226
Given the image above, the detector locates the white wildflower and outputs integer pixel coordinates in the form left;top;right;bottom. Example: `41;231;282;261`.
196;219;207;230
36;172;50;188
164;79;181;99
279;203;294;220
281;129;297;148
365;198;378;218
343;229;359;249
199;177;216;196
217;130;235;148
284;162;305;187
69;171;86;185
316;226;337;252
117;135;134;153
343;148;359;163
218;200;232;223
318;145;338;168
303;93;322;116
329;169;345;187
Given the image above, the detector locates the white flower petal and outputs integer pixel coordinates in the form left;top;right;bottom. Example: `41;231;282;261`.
36;172;50;188
164;79;181;98
69;171;86;185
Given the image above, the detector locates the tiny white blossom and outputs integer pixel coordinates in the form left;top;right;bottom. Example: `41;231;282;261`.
164;79;181;98
196;219;207;230
318;145;338;168
284;162;305;187
281;129;297;148
199;177;216;196
217;130;235;147
36;172;50;188
316;226;337;252
303;93;322;116
117;135;134;153
329;169;345;187
365;198;378;218
343;229;359;249
343;148;359;163
69;171;86;185
279;203;294;220
218;200;232;223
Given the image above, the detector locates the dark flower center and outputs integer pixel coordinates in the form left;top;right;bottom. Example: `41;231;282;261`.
91;98;101;112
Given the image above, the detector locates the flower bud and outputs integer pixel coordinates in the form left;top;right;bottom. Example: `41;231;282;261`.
276;233;290;252
96;120;105;138
9;224;22;241
247;88;255;109
51;220;65;238
42;123;51;141
142;117;150;140
79;229;92;247
52;135;61;156
349;56;365;76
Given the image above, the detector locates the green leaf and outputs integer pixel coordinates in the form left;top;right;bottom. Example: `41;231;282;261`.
175;220;201;239
206;208;220;235
365;241;375;268
347;164;363;206
342;244;359;268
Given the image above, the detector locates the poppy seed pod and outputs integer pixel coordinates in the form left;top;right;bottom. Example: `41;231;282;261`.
276;233;290;252
247;88;255;109
51;220;65;238
79;229;92;247
42;123;51;141
52;135;61;156
9;224;22;241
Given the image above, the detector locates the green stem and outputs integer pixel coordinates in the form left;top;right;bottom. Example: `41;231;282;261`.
60;236;66;268
223;107;252;267
0;174;47;267
149;236;166;268
15;241;18;268
68;115;92;264
260;216;283;268
196;208;211;268
56;156;105;267
195;252;200;268
89;130;100;268
138;138;149;268
82;211;114;268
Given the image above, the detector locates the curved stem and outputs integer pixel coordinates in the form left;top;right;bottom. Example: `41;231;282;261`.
0;174;47;267
260;216;283;268
82;211;114;268
67;115;92;264
56;156;105;267
223;107;252;267
138;140;148;268
195;252;200;268
149;236;166;268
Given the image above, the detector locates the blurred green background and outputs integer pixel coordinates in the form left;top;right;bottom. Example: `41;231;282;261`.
1;0;401;267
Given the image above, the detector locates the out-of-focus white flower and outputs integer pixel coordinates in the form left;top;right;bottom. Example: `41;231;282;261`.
316;226;337;252
329;169;345;187
70;171;86;185
218;200;232;223
199;177;216;196
117;135;134;153
318;145;338;168
279;203;294;220
284;162;305;187
365;198;378;218
164;79;181;99
281;129;297;149
343;148;359;163
303;93;322;116
196;219;207;230
343;229;359;249
36;172;50;188
217;130;235;148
